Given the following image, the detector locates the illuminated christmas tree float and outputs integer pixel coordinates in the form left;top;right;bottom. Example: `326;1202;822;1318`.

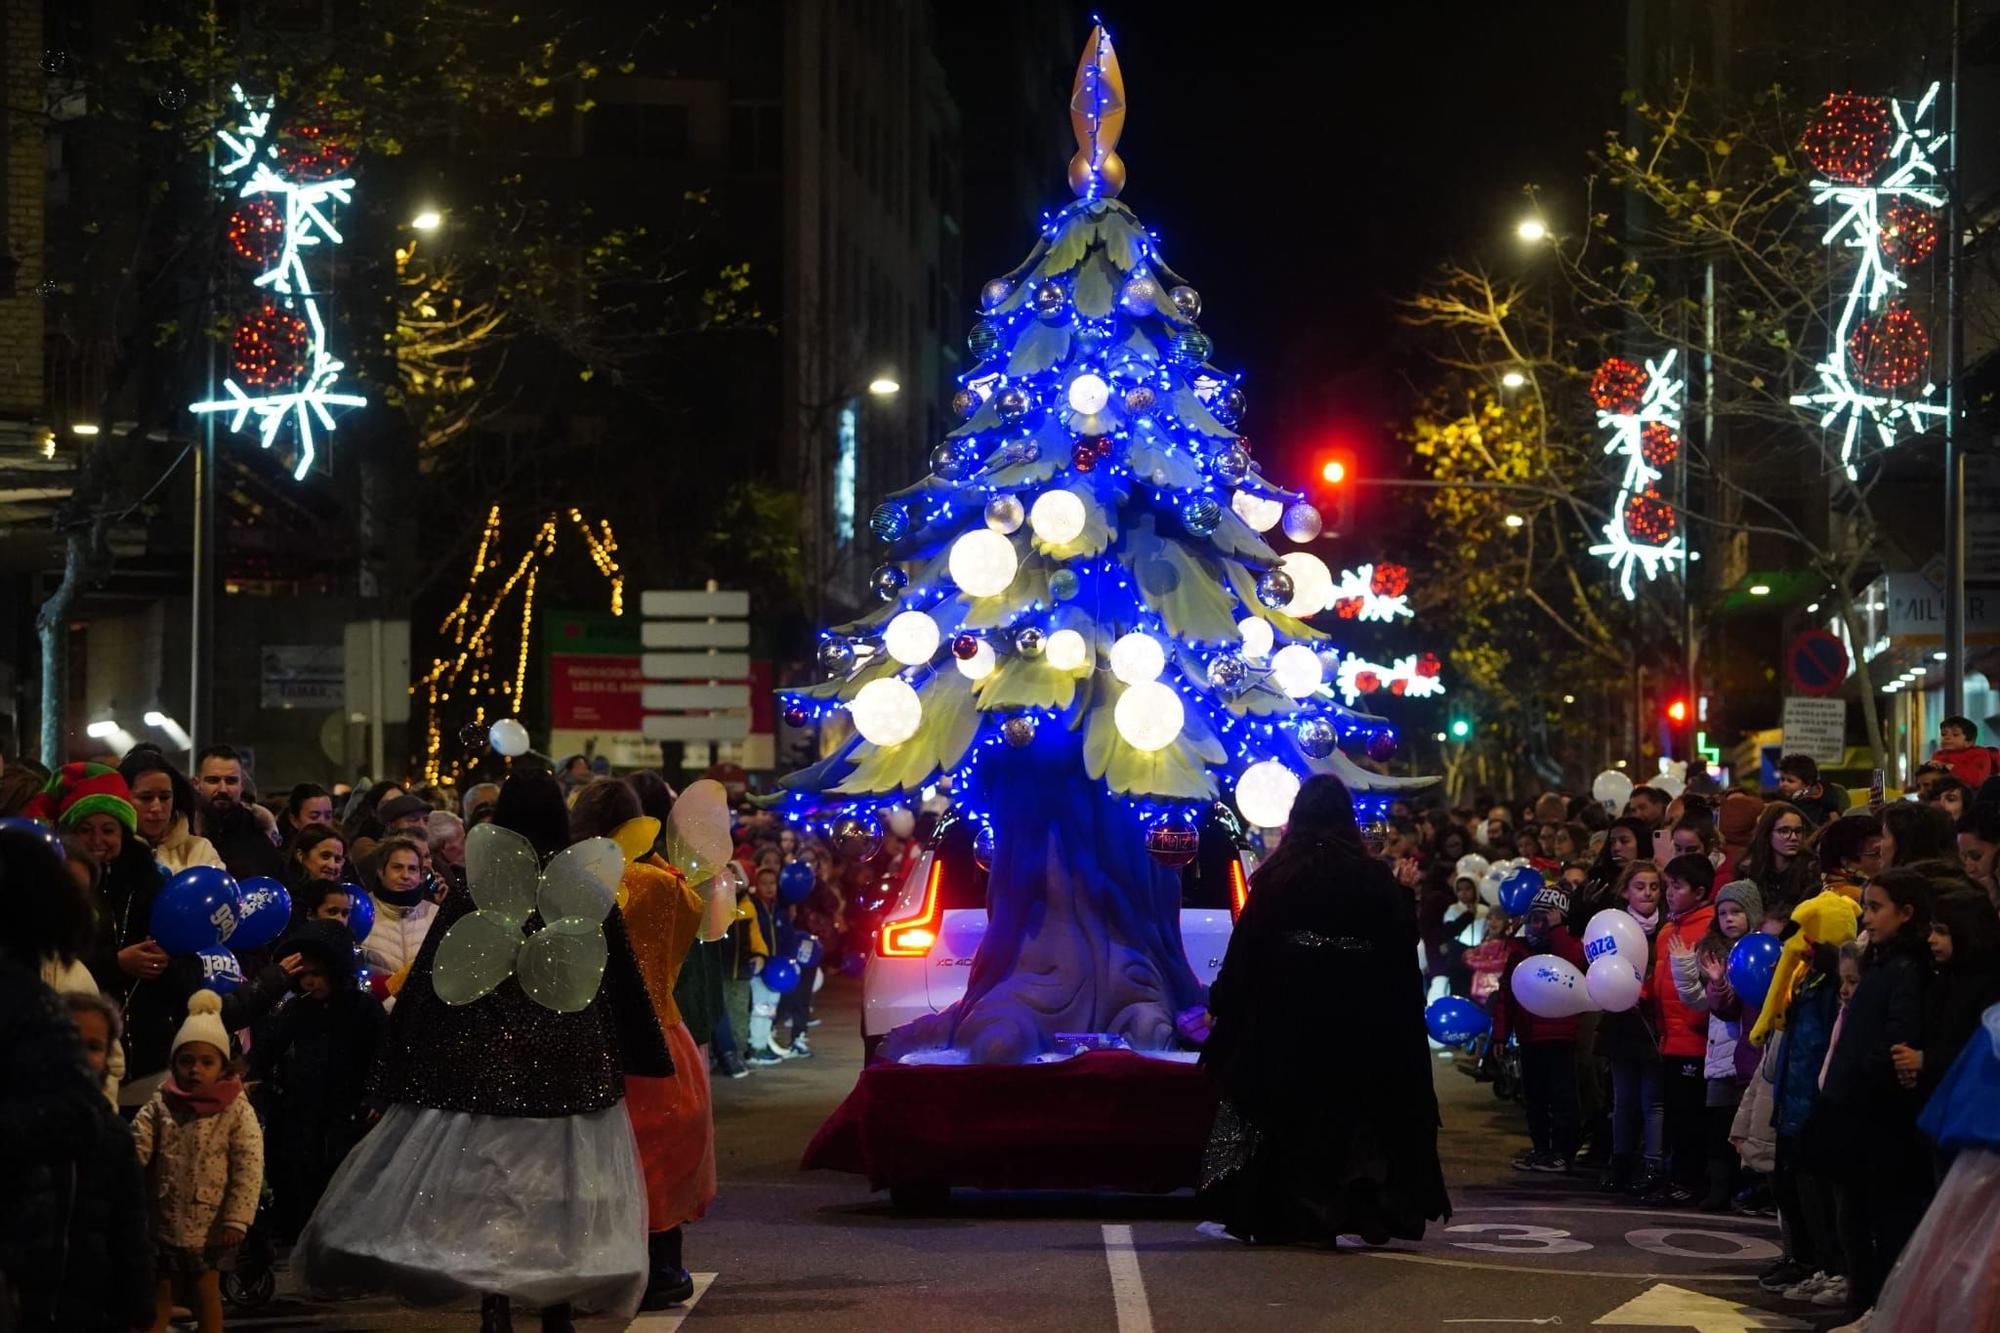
778;26;1433;1064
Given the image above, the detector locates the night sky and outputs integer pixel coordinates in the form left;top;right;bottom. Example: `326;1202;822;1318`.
944;2;1628;552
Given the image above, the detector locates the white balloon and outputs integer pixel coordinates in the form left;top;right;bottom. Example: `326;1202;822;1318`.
1509;954;1596;1019
489;718;531;757
1592;768;1635;814
1585;953;1645;1012
1454;854;1492;883
1478;877;1502;908
1654;773;1686;799
1583;909;1649;973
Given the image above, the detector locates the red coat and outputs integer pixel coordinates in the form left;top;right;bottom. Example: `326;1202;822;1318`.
1930;745;1998;790
1493;925;1589;1045
1646;903;1714;1059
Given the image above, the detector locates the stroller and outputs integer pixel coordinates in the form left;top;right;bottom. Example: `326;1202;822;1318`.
220;1183;278;1309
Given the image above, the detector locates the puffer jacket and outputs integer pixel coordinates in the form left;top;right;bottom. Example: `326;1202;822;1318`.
1729;1039;1779;1173
131;1086;263;1248
1645;904;1713;1058
1772;958;1842;1140
360;894;437;981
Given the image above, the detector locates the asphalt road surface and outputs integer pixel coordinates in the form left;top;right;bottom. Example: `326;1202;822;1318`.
238;979;1847;1332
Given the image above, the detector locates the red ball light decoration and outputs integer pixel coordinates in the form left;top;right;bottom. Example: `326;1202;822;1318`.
1639;422;1681;469
1846;304;1930;391
1071;442;1097;472
1366;731;1397;763
1879;204;1938;266
226;197;284;267
1589;357;1649;413
1354;670;1381;695
782;704;809;728
231;304;310;390
1388;678;1408;697
1416;652;1442;678
951;633;980;661
1622;488;1679;547
1092;435;1115;459
274;115;354;181
1370;563;1410;598
1799;92;1893;186
1333;597;1364;620
1145;820;1200;868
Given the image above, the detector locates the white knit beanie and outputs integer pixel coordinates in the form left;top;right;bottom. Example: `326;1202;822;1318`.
171;989;231;1059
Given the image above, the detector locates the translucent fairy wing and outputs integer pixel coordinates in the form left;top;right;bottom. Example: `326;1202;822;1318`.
539;837;625;924
515;917;609;1014
464;823;540;925
432;909;524;1006
664;778;734;885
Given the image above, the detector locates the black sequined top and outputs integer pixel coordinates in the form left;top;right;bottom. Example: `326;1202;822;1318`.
367;881;672;1117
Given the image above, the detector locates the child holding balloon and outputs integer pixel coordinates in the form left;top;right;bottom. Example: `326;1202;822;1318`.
1591;860;1664;1196
1494;880;1588;1172
1673;879;1762;1211
1646;854;1716;1206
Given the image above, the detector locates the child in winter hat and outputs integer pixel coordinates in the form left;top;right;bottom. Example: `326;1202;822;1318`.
131;989;265;1333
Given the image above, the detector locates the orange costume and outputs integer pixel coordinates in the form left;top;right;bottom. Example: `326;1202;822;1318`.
620;853;717;1230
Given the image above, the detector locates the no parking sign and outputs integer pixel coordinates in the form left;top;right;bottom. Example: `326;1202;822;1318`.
1785;630;1848;697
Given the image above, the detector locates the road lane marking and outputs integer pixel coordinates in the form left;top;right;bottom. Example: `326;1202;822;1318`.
1351;1250;1758;1281
628;1272;716;1330
1101;1224;1155;1333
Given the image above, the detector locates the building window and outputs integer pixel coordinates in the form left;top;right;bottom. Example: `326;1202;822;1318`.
729;102;782;173
590;102;690;160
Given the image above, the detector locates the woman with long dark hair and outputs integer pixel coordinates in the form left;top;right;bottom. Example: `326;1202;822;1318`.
118;749;224;874
1880;801;1957;870
1573;816;1651;922
1198;774;1451;1245
1736;801;1814;915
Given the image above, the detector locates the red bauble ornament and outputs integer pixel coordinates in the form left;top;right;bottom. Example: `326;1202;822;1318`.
1416;652;1442;678
1333;597;1364;620
1354;670;1381;695
1639;422;1680;469
1389;678;1408;697
231;304;310;390
1370;563;1410;597
227;197;284;267
782;704;809;728
1145;821;1200;868
1071;442;1097;472
951;633;980;661
274;115;354;181
1590;357;1649;413
1622;488;1679;546
1880;204;1938;266
1800;92;1893;185
1847;304;1930;391
1092;435;1115;459
1366;732;1398;763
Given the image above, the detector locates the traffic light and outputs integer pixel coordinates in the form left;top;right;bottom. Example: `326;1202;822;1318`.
1448;715;1473;741
1660;690;1693;760
1666;697;1689;724
1315;449;1354;536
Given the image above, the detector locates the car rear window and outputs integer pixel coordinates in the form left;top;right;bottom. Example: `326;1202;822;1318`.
924;812;1245;913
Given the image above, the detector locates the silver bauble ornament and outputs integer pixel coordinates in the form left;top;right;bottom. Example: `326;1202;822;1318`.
1001;714;1038;747
1205;653;1249;694
1013;626;1045;658
997;386;1031;422
1214;447;1251;485
869;564;909;602
951;388;979;418
972;824;996;869
829;813;885;861
819;639;856;676
1032;280;1066;321
1168;328;1212;366
869;502;909;544
1295;715;1338;759
1169;286;1202;319
1048;568;1080;601
1222;387;1247;422
1281;503;1323;542
980;278;1013;311
1255;569;1295;609
968;321;1004;360
1183;497;1223;536
1004;438;1041;464
984;495;1025;534
1119;273;1160;316
930;442;973;481
1124;385;1157;413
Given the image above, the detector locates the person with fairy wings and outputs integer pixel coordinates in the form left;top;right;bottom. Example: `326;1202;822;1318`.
292;772;671;1332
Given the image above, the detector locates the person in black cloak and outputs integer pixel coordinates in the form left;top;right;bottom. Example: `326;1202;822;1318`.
1198;774;1452;1245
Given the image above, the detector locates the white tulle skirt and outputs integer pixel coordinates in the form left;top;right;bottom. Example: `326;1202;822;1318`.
1871;1147;2000;1331
292;1102;648;1315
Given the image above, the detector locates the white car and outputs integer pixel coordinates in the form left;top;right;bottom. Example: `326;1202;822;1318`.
861;811;1258;1063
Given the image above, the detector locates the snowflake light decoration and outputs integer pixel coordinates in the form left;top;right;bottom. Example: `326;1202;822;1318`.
1789;83;1948;478
1330;653;1447;707
1329;563;1416;622
1588;350;1688;601
189;84;366;481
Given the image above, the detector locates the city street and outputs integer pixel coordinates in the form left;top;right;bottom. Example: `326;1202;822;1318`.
234;978;1833;1332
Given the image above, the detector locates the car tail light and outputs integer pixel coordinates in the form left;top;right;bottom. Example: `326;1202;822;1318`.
879;855;944;957
1228;857;1249;921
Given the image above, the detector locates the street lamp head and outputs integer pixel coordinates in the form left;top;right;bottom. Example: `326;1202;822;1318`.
1500;369;1527;389
70;423;101;437
1749;584;1771;596
86;720;118;739
411;209;443;232
1515;217;1549;243
867;376;901;397
1503;513;1525;529
144;711;167;727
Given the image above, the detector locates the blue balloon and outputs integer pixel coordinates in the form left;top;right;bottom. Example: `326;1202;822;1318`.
343;884;375;943
149;866;242;955
0;816;64;862
1728;932;1784;1011
1498;866;1545;917
195;945;245;995
763;957;801;993
229;877;292;952
1425;995;1492;1047
777;860;816;905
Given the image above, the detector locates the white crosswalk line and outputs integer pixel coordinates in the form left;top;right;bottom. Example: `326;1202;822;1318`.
626;1272;717;1330
1101;1225;1155;1333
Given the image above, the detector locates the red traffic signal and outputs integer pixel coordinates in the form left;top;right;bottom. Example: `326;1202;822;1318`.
1665;698;1689;724
1319;456;1348;485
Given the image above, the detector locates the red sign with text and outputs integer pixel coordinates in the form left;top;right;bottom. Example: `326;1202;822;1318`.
550;654;645;731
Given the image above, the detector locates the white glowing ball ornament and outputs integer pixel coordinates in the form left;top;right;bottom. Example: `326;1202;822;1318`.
1115;681;1185;752
1066;372;1111;415
949;529;1020;597
1044;629;1088;672
954;639;997;681
1236;760;1302;829
849;677;923;747
1279;552;1335;618
1231;490;1284;533
1269;643;1324;698
1109;632;1166;685
883;610;941;666
1030;489;1088;545
1236;617;1274;661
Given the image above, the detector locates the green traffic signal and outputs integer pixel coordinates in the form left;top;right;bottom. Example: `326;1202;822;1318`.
1448;717;1473;740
